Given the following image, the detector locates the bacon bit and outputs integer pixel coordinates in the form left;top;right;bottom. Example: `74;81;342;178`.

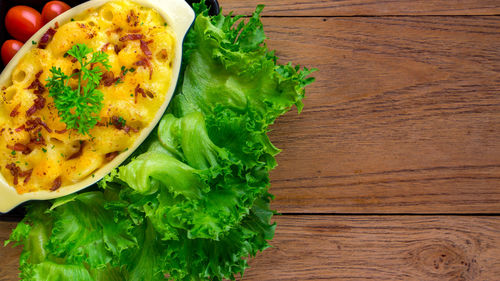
127;10;139;26
29;128;46;146
15;124;25;132
0;128;4;133
101;42;110;52
6;163;33;185
134;84;145;103
38;28;57;49
123;125;138;134
38;119;52;133
101;71;119;86
26;79;42;90
26;75;46;95
13;143;28;152
21;169;33;184
105;151;120;162
101;71;113;86
32;81;45;95
72;69;80;75
129;29;142;33
134;59;146;66
135;84;146;96
134;84;154;102
68;141;85;160
54;22;59;29
6;163;20;185
27;71;45;95
26;106;37;117
71;57;78;63
123;124;138;134
119;34;144;41
55;128;67;134
114;44;123;54
7;143;31;155
25;118;52;133
158;49;168;60
51;177;62;191
140;40;152;58
111;115;125;130
10;104;20;117
110;116;137;133
134;57;153;79
35;70;43;79
24;119;38;131
26;96;46;116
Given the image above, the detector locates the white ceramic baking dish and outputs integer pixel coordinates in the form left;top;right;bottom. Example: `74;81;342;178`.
0;0;194;213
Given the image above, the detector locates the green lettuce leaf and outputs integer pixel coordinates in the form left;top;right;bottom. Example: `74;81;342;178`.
5;190;135;281
114;112;270;241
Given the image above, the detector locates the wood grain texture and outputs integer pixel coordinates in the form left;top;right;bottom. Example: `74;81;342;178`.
2;1;500;280
260;16;500;213
3;216;498;281
220;0;500;16
242;216;500;281
0;222;21;281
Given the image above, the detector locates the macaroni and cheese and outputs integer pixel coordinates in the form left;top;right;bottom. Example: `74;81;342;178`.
0;0;175;193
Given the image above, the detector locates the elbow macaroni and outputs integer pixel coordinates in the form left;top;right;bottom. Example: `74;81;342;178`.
0;0;175;193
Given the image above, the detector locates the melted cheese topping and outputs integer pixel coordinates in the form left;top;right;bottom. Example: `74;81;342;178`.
0;0;175;193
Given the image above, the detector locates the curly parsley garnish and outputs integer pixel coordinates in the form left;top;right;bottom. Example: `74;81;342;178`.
46;44;111;135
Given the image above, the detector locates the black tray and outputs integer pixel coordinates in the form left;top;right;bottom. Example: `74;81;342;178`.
0;0;218;219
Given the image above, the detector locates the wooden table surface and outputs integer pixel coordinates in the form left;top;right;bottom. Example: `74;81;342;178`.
1;0;500;280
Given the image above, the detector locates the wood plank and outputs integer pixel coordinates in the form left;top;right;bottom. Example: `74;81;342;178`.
2;216;499;280
0;222;21;281
220;0;500;16
261;16;500;213
243;216;500;280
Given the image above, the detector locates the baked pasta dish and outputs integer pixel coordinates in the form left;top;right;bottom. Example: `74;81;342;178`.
0;0;176;193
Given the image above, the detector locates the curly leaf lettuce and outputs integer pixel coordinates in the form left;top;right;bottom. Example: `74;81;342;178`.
174;4;314;170
5;3;315;281
115;112;270;241
5;192;132;281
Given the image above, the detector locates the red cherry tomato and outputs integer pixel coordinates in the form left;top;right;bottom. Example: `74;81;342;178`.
5;6;43;42
42;1;71;24
1;40;23;65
